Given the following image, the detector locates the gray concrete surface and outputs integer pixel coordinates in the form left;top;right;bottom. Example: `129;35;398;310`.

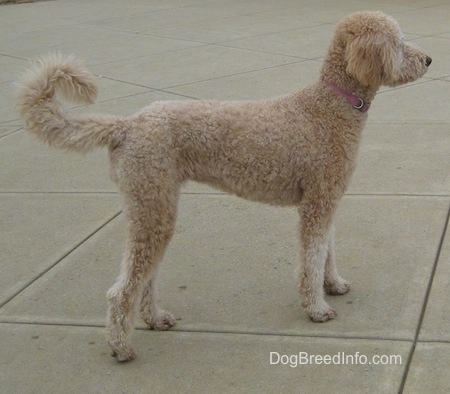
1;0;449;392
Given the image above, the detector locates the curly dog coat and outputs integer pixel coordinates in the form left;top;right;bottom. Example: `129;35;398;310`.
17;11;431;361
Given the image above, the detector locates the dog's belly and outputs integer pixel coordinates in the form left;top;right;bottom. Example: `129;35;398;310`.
193;168;304;206
212;182;303;206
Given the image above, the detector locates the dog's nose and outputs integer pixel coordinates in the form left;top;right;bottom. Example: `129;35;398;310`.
425;56;432;66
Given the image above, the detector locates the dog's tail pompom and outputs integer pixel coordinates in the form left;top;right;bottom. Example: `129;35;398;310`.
17;54;123;152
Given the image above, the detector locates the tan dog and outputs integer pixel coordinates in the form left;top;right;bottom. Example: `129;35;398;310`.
17;11;431;362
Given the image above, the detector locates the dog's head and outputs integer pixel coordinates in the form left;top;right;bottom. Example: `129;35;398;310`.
338;11;431;88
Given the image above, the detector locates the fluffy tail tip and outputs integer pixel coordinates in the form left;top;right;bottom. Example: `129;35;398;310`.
19;53;98;106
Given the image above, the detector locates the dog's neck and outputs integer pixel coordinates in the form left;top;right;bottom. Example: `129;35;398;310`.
320;46;379;106
321;79;371;112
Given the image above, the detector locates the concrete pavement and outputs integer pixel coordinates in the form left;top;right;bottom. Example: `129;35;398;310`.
1;0;449;392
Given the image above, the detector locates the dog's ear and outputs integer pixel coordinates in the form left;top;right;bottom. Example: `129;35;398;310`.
345;33;399;87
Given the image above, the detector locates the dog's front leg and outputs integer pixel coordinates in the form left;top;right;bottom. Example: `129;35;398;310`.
297;201;337;322
323;224;351;295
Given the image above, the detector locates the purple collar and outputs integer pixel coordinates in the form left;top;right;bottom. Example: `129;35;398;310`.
323;80;371;113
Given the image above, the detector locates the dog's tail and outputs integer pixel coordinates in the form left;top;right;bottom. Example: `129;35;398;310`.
16;54;125;153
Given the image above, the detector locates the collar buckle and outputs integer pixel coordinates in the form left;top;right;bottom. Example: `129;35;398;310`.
323;79;371;113
353;97;365;110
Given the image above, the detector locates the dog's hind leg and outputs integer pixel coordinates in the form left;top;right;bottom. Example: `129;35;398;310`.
140;269;176;330
323;225;351;295
106;186;179;362
297;194;338;322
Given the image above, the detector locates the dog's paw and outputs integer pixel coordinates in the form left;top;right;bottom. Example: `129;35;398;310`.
111;346;137;362
324;277;351;295
145;310;176;331
309;309;337;322
306;302;337;322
